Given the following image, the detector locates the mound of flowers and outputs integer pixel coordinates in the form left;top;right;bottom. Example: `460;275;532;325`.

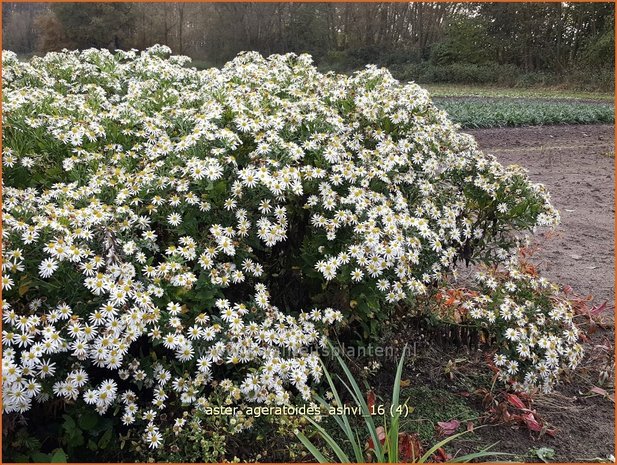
2;46;579;450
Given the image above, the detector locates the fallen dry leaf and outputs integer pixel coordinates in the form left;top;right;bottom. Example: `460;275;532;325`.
506;393;527;410
398;432;423;462
436;419;460;436
466;420;474;433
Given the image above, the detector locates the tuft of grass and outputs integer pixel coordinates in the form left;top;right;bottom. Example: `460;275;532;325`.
433;97;614;128
296;341;509;463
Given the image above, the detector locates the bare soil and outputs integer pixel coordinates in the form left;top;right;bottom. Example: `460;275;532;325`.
466;124;615;308
461;124;615;461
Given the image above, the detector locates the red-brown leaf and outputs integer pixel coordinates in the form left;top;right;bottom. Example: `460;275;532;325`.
436;419;460;436
545;427;557;437
432;447;452;462
398;432;423;462
367;390;376;412
590;301;609;315
506;393;527;410
521;412;542;432
466;420;474;433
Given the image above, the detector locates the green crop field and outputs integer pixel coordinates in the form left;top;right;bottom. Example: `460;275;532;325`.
433;97;614;128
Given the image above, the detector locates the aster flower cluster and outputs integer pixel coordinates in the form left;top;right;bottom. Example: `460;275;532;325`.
3;46;560;448
458;255;584;393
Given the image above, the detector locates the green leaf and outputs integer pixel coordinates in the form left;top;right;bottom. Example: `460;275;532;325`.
31;452;51;463
67;429;85;447
388;345;408;463
98;428;113;449
62;414;77;432
50;448;68;463
303;416;351;463
329;341;385;462
90;418;113;436
296;431;330;463
449;451;514;463
78;411;99;430
532;447;556;463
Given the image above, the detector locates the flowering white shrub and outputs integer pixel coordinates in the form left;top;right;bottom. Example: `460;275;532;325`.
3;46;566;449
479;262;584;393
440;255;584;393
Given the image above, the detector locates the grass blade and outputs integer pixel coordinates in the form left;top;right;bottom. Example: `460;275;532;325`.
303;416;352;463
449;451;515;463
328;341;385;462
388;345;408;463
318;361;365;462
295;431;330;463
417;430;470;463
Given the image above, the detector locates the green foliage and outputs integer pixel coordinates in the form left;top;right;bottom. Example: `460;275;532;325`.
581;27;615;69
129;400;310;462
318;4;615;91
434;97;614;128
399;386;477;442
4;405;118;462
297;342;509;463
405;62;520;86
3;429;46;463
285;3;332;58
424;84;613;101
129;412;229;463
50;3;135;50
530;447;556;463
430;18;493;66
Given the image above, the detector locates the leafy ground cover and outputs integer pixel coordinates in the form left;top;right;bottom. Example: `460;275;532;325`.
433;97;614;128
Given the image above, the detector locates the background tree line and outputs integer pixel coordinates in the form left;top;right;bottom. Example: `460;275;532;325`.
3;2;614;90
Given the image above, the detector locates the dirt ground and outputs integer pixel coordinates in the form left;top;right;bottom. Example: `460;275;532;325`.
466;124;615;308
462;124;615;461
